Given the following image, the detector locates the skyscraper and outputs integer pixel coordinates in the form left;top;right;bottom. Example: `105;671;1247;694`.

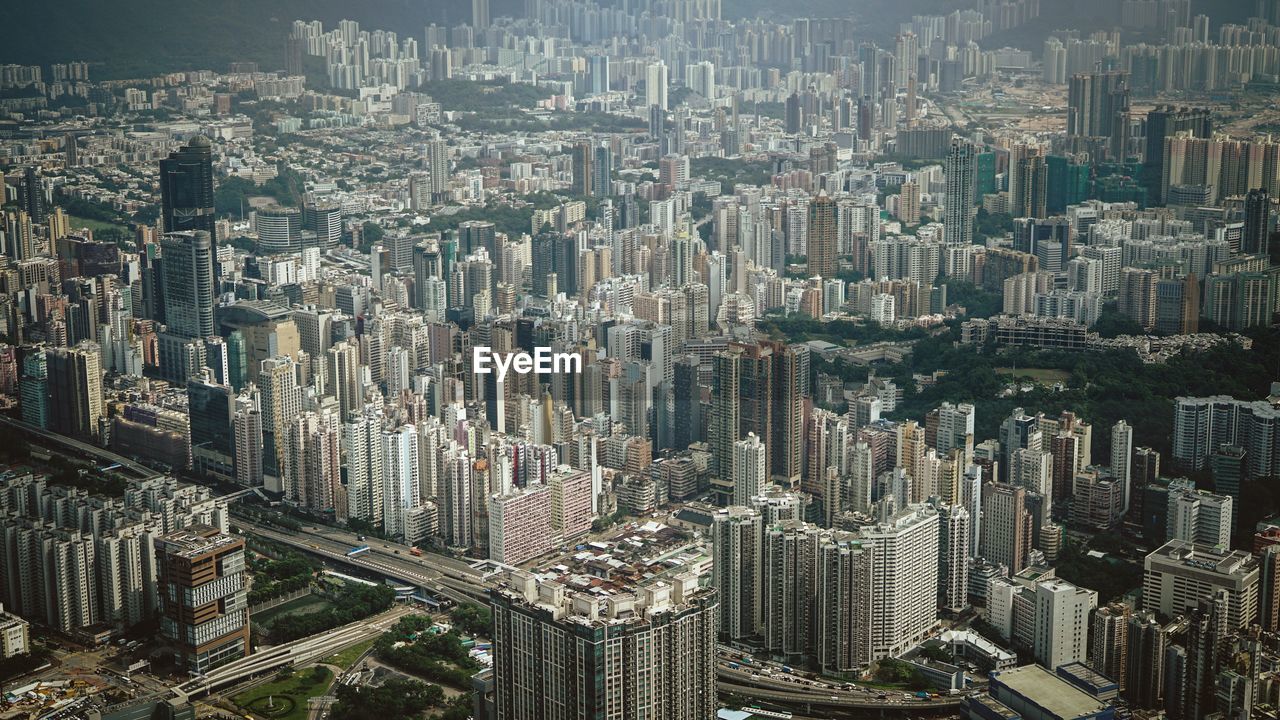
816;533;874;672
898;180;920;225
189;375;235;480
571;140;593;196
646;62;669;111
19;350;48;429
471;0;489;28
233;388;263;487
1143;106;1211;204
1211;444;1246;539
1243;188;1272;256
785;91;803;134
1181;595;1225;720
424;136;449;196
18;166;44;224
1090;602;1129;690
381;425;420;540
1066;71;1130;160
491;570;717;720
159;231;215;340
259;356;301;483
1033;579;1097;671
302;200;343;249
157;526;249;673
981;482;1032;573
1154;273;1200;335
944;139;976;246
46;342;104;442
930;401;975;455
592;144;613;197
863;504;940;659
587;54;609;94
673;354;704;450
764;521;819;659
807;191;837;279
488;485;552;565
1124;612;1167;709
159;136;216;240
289;406;341;513
733;433;767;506
713;506;764;640
937;503;971;613
1011;150;1048;219
1107;419;1133;515
1142;540;1259;629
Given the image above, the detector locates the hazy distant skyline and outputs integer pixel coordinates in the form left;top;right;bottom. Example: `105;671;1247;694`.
0;0;1209;77
0;0;1263;78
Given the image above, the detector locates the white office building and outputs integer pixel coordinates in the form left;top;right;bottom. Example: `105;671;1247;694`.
1033;579;1097;671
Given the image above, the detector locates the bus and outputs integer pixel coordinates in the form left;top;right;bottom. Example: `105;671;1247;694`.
347;545;371;556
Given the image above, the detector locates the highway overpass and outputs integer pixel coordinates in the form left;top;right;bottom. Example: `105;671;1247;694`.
234;517;490;605
717;664;965;716
173;606;411;700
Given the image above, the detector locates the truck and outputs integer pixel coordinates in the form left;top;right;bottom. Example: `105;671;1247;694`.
410;547;423;556
728;662;740;669
780;666;793;674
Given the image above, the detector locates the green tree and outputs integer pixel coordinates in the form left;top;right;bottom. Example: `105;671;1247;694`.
974;208;1014;241
331;677;440;720
360;222;385;252
449;603;492;637
1092;306;1145;337
267;584;394;642
945;281;1002;319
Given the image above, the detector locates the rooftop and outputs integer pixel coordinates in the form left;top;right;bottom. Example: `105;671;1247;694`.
527;520;707;597
1147;539;1257;576
992;665;1111;719
159;524;241;559
1056;662;1119;696
963;694;1021;719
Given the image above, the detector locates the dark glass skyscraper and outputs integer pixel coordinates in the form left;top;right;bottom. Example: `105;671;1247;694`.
19;165;45;224
1243;188;1272;256
1067;71;1130;161
944;139;976;246
592;145;612;198
571;141;594;197
1143;106;1211;205
188;375;235;478
160;136;217;240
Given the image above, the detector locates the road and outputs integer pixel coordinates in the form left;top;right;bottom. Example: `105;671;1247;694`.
174;605;413;700
719;680;961;717
234;517;489;604
0;415;159;479
716;665;963;712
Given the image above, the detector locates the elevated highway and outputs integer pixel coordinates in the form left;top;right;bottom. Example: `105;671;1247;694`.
234;517;489;605
173;606;411;700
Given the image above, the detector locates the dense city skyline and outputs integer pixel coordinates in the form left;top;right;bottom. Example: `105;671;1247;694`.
3;1;1280;719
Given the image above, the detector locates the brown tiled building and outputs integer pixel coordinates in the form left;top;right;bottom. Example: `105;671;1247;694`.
157;525;249;673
